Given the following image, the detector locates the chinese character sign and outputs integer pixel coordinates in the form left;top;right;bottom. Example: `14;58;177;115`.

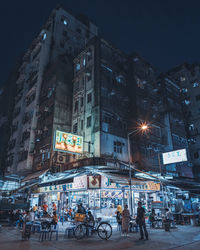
54;130;83;154
162;148;187;165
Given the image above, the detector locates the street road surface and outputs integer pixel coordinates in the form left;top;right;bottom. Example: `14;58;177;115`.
0;225;200;250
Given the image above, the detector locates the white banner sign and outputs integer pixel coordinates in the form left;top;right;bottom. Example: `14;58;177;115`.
162;149;187;165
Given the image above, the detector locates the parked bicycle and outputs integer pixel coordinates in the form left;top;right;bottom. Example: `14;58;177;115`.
74;217;112;240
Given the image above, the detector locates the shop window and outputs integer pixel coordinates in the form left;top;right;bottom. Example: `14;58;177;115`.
195;94;200;101
194;152;199;159
87;92;92;103
87;116;91;127
113;141;123;154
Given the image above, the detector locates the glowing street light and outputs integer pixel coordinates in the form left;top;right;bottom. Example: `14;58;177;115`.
127;122;149;216
141;124;148;130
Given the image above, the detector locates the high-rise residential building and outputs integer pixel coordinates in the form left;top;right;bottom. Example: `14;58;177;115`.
68;37;129;168
5;5;98;176
167;64;200;178
0;58;22;177
126;55;192;178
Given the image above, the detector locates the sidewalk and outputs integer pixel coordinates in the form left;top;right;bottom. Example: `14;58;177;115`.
0;225;200;250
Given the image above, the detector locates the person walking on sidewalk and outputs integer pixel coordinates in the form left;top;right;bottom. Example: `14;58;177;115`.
136;201;149;240
122;204;130;236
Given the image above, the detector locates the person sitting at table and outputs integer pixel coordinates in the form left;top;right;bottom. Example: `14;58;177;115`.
42;202;48;215
51;211;58;225
149;209;156;228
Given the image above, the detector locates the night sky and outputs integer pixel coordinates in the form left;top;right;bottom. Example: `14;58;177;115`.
1;0;200;86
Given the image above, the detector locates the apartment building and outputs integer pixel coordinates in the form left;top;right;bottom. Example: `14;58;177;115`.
167;64;200;178
5;5;98;176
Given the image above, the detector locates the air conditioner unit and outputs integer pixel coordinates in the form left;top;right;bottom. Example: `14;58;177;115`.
56;155;66;164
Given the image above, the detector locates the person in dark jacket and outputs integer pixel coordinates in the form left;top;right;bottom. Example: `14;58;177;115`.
136;201;148;240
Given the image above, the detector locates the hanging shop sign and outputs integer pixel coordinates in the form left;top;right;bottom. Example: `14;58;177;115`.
38;183;73;193
88;175;101;189
101;176;160;191
101;190;129;199
53;130;83;154
101;176;121;189
162;148;187;165
73;175;87;189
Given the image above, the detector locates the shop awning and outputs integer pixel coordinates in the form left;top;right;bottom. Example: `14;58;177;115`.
13;182;38;193
22;169;48;183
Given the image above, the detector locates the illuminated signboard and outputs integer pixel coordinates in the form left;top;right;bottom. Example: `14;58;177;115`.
162;148;187;165
54;130;83;154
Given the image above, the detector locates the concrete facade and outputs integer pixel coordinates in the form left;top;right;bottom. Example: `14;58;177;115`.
5;6;98;176
167;64;200;178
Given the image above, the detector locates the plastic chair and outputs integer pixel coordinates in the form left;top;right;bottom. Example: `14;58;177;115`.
39;222;50;241
49;224;59;240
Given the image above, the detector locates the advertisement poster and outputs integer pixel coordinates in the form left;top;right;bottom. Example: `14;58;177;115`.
54;130;83;154
88;176;101;189
162;148;187;165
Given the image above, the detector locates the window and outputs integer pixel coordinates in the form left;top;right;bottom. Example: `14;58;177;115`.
83;57;86;66
181;88;188;93
180;76;186;81
63;19;68;25
183;99;190;105
87;49;92;61
193;82;199;88
196;95;200;101
74;100;78;112
81;120;83;130
63;31;67;37
188;124;194;131
80;97;84;107
113;141;123;154
115;75;125;85
86;71;92;82
76;63;80;71
43;33;47;40
194;152;199;159
87;93;92;103
87;116;91;127
73;123;78;133
60;42;64;48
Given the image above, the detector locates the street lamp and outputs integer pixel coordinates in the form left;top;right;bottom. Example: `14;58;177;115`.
127;123;149;216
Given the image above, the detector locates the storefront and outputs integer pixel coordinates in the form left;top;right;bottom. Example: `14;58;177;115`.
30;174;161;217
